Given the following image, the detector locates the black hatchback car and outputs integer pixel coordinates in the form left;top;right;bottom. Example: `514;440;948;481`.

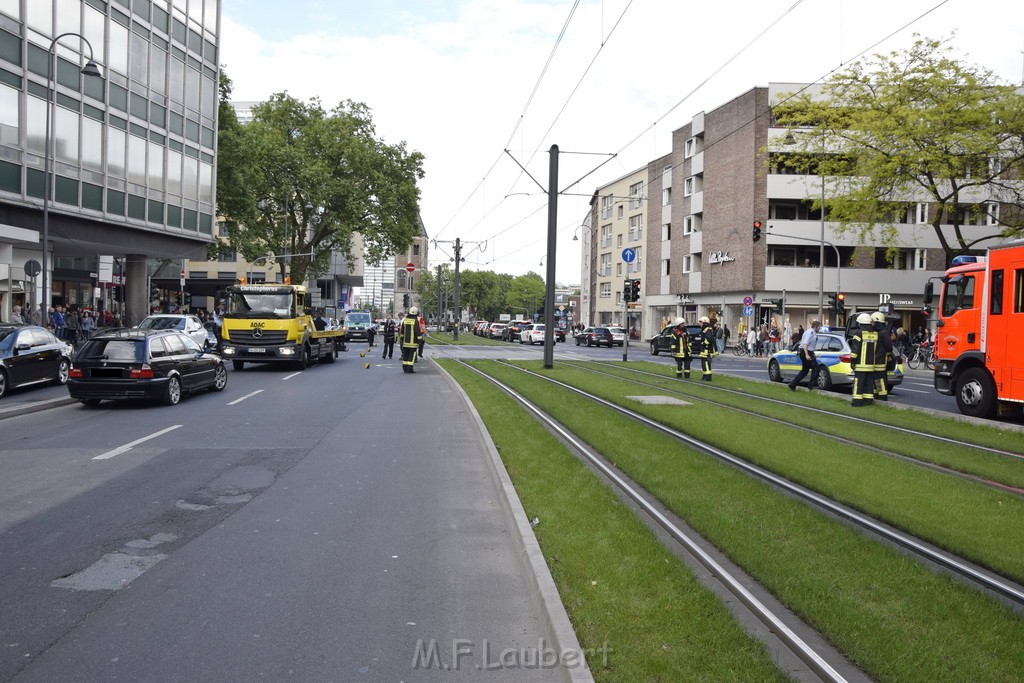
0;324;72;399
68;328;227;407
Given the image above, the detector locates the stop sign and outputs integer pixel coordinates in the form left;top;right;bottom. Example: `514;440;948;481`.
405;262;415;273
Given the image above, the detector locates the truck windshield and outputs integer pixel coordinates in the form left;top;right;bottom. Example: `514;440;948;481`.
226;292;295;318
942;274;976;317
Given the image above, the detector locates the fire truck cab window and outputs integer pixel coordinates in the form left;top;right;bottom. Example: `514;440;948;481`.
942;274;975;317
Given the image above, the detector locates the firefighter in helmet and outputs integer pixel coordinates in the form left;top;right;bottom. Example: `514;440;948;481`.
669;317;692;380
697;316;717;381
849;312;878;406
870;311;892;401
400;307;423;373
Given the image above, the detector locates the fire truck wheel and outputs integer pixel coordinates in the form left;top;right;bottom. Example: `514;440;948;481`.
956;367;997;418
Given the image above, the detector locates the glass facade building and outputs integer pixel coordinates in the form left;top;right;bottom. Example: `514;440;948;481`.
0;0;219;322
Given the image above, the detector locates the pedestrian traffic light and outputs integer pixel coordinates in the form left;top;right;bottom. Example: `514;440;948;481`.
622;279;631;301
770;298;784;314
752;220;763;242
629;279;641;302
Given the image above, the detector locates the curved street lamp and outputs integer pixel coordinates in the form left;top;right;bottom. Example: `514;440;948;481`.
42;33;102;322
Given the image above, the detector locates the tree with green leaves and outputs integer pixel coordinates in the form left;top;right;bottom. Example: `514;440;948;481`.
505;272;546;319
773;37;1024;266
216;82;425;284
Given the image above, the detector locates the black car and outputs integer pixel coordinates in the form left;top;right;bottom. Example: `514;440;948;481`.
648;324;702;355
68;328;227;407
575;327;614;347
0;324;72;399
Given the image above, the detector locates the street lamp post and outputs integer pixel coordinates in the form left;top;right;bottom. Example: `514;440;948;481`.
42;34;102;320
783;130;827;321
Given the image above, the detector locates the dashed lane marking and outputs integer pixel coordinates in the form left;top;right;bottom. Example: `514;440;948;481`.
92;425;182;460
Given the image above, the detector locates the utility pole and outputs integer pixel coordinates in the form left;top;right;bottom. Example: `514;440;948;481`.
436;264;443;332
453;237;462;340
543;145;558;369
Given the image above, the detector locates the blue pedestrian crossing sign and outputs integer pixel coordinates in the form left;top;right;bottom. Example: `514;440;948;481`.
621;248;636;263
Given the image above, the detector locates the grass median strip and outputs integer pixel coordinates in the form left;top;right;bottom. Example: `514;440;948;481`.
442;361;787;681
564;360;1024;489
464;359;1024;681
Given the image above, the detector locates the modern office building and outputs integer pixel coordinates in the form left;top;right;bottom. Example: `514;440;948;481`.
0;0;219;324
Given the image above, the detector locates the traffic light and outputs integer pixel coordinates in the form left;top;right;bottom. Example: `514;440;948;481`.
770;298;784;314
827;294;837;312
622;279;631;301
403;293;410;308
629;279;641;302
752;220;763;242
149;282;160;304
836;292;846;312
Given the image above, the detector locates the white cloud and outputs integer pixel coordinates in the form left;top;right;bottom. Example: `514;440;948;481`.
220;0;1024;282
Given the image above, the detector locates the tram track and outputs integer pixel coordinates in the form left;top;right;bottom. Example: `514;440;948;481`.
442;354;860;683
558;360;1024;497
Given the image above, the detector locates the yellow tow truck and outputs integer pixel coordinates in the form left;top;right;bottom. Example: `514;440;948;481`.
219;282;346;371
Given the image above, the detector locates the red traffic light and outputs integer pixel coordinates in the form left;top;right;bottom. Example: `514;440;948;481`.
752;220;763;242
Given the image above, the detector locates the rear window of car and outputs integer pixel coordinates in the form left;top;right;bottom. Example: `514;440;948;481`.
79;338;144;362
139;317;183;330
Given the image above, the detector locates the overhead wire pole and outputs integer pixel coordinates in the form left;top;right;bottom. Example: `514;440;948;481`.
543;145;559;369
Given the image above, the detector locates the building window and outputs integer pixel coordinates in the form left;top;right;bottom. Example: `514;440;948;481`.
628;215;642;241
413;244;420;256
915;202;928;224
662;223;671;241
616;234;623;248
628;248;642;274
599;253;611;276
662;187;671;206
616;263;622;276
599;282;611;298
986;203;1000;226
684;177;694;196
629;181;643;209
914;248;927;270
683;215;694;235
617;204;623;219
218;248;237;262
600;224;612;247
663;259;670;276
685;137;696;158
682;255;693;273
601;195;613;219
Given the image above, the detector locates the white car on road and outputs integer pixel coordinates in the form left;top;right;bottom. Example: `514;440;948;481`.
519;324;550;345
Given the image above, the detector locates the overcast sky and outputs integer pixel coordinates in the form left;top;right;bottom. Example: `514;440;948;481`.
219;0;1024;283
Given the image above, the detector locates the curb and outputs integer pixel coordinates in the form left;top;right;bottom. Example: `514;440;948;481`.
437;360;594;682
0;396;77;421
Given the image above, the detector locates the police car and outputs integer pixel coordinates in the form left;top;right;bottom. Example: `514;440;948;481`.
766;328;904;391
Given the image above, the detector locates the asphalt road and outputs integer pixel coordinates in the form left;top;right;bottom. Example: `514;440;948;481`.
1;352;560;682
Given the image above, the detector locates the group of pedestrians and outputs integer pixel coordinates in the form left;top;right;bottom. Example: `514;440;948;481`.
360;311;425;372
669;316;718;381
4;303;105;346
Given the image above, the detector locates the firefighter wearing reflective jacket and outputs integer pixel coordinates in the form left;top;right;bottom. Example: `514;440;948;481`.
697;316;717;381
401;307;423;373
871;311;892;401
670;318;692;380
849;312;878;406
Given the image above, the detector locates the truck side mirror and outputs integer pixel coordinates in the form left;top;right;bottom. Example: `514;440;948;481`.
923;281;933;305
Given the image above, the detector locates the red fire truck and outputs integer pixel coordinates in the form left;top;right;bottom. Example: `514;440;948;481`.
924;244;1024;418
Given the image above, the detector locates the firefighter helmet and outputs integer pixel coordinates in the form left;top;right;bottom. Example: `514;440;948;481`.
870;311;886;324
856;312;872;326
408;306;418;315
673;317;686;326
698;316;710;324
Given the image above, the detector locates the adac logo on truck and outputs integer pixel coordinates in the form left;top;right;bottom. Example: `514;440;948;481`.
250;321;266;329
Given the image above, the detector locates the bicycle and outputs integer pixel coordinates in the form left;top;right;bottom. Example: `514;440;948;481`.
732;340;749;356
906;343;935;370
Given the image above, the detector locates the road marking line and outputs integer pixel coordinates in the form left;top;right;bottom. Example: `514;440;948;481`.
227;389;264;405
93;425;182;460
282;372;301;380
897;387;930;394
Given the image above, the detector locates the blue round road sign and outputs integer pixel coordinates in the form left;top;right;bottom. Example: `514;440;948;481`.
743;305;754;317
621;248;636;263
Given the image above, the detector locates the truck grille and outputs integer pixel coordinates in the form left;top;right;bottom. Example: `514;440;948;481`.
229;329;288;345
